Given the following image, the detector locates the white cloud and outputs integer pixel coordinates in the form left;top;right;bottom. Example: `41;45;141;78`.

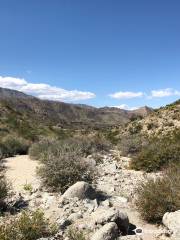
109;91;144;99
0;76;96;102
150;88;180;98
112;104;139;110
0;76;27;89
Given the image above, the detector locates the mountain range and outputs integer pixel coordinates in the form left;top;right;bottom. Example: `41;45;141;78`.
0;87;153;130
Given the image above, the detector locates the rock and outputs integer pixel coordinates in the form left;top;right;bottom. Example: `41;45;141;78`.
91;207;129;234
56;218;72;230
83;199;98;213
109;196;128;208
119;236;143;240
101;199;110;207
104;163;118;175
62;181;96;200
163;210;180;239
68;212;83;222
91;222;119;240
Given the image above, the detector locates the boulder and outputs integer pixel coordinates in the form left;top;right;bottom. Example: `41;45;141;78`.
91;207;129;234
62;181;96;200
67;212;83;222
91;222;119;240
163;210;180;239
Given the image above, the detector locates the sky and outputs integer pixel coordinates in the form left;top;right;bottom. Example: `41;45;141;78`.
0;0;180;109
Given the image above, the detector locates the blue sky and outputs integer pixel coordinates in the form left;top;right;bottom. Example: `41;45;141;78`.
0;0;180;109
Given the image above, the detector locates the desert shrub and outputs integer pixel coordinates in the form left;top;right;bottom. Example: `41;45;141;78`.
0;143;9;160
3;136;29;156
130;131;180;172
37;152;94;192
23;183;33;193
0;136;29;160
118;134;148;156
30;135;108;192
102;129;119;145
29;138;56;162
130;115;143;121
67;227;87;240
30;135;111;163
0;209;57;240
0;175;9;209
129;122;142;134
147;122;158;130
136;164;180;223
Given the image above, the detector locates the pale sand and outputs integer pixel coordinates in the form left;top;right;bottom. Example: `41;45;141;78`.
4;155;40;192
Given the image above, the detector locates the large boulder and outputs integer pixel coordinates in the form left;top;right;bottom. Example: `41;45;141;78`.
163;210;180;239
91;222;119;240
90;207;129;234
62;181;96;200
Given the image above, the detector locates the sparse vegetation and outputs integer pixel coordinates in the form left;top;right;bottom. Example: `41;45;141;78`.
130;130;180;172
0;210;57;240
136;164;180;223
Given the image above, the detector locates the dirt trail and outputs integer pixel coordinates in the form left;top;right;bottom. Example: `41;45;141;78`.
4;155;40;192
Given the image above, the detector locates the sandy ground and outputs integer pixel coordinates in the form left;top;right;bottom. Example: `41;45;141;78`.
4;155;40;192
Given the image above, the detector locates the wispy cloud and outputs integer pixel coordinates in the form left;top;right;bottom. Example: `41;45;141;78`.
109;91;144;99
149;88;180;98
112;104;139;110
0;76;96;101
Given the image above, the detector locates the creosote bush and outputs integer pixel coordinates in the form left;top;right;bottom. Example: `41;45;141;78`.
29;135;108;192
0;209;57;240
37;152;94;192
130;130;180;172
136;164;180;223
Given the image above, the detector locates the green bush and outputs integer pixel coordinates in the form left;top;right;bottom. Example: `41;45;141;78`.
0;136;29;160
136;164;180;223
0;175;9;209
0;210;57;240
130;131;180;172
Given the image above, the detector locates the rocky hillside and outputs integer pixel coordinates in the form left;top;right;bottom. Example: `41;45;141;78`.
119;99;180;137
